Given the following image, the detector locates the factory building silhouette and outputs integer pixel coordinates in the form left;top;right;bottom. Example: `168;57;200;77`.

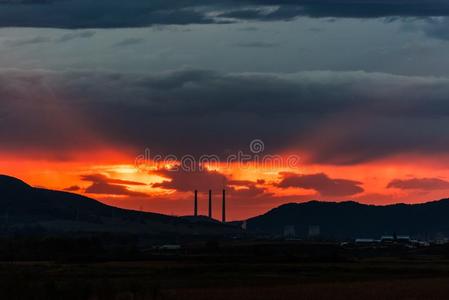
194;189;227;223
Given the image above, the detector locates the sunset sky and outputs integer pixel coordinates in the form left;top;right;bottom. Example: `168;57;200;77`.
1;0;449;220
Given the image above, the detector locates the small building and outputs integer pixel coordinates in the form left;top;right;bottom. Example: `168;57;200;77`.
397;235;411;244
355;238;379;246
380;235;395;244
308;225;320;238
241;220;247;231
283;225;296;238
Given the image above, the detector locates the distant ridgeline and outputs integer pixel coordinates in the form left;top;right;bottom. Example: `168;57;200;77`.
2;174;449;240
246;200;449;240
0;175;239;237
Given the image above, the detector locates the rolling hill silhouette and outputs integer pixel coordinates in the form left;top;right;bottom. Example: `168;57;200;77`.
0;175;238;236
246;200;449;239
4;174;449;240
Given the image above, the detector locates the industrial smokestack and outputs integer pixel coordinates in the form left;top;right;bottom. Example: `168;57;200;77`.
208;190;212;219
194;190;198;217
222;189;226;223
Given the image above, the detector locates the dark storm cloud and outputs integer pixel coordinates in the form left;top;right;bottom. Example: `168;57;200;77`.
84;182;148;197
230;184;268;198
153;167;227;193
152;167;268;197
81;174;147;186
2;0;449;28
0;0;219;28
277;172;364;196
81;173;149;197
387;178;449;190
236;0;449;18
2;68;449;164
227;179;269;198
217;5;305;21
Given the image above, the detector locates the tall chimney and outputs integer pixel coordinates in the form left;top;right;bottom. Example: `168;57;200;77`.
222;189;226;223
208;190;212;219
194;190;198;217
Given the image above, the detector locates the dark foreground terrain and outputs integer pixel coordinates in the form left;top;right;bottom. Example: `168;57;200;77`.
3;175;449;299
3;240;449;300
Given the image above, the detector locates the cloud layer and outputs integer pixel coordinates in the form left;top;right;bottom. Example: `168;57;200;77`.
387;177;449;191
2;0;449;28
2;68;449;164
81;173;149;197
152;167;268;198
277;172;364;196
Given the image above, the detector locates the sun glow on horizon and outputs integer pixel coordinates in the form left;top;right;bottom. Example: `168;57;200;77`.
2;149;449;220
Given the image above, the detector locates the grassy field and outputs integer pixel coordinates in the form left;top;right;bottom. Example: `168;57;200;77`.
3;253;449;300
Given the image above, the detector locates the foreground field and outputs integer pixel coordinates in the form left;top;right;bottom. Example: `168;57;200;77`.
3;253;449;300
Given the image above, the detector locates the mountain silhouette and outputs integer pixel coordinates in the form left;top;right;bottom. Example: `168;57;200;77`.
246;200;449;239
0;175;238;236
